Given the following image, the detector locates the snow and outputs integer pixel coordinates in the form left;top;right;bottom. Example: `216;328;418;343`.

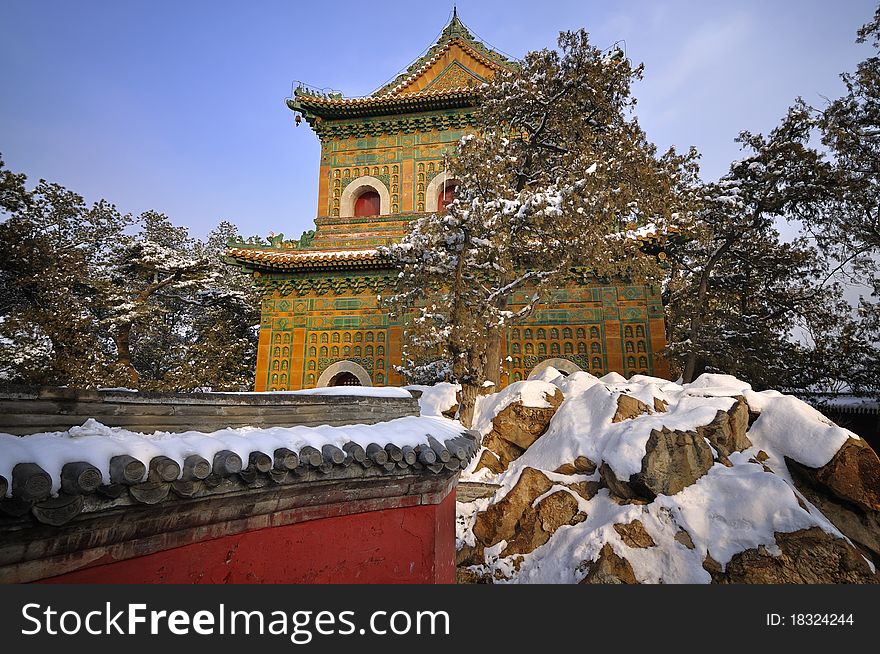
471;380;558;436
405;382;460;417
0;415;465;496
743;391;855;468
446;371;866;584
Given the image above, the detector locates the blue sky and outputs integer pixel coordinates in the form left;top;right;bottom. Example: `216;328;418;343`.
0;0;876;240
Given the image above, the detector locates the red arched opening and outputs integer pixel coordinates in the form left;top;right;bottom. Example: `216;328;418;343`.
354;190;381;217
438;183;457;211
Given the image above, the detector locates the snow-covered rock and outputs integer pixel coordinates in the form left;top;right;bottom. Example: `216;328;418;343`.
452;373;880;584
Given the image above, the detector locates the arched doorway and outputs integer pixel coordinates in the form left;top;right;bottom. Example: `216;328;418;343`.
527;358;583;380
438;182;457;211
328;371;362;386
354;190;381;217
315;361;373;388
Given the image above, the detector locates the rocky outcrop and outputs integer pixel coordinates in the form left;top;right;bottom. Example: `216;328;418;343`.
478;390;563;472
614;520;655;548
502;490;583;556
785;437;880;565
696;397;752;458
601;427;714;501
705;528;878;584
579;544;639;584
473;467;553;547
472;467;583;557
613;395;650;422
554;455;597;476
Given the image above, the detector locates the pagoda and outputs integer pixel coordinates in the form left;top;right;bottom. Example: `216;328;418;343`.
227;12;669;391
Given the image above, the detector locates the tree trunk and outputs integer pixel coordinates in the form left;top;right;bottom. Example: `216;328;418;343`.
485;330;502;388
457;380;481;428
113;323;139;386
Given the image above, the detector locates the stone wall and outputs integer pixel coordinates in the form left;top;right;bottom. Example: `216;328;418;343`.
0;386;420;436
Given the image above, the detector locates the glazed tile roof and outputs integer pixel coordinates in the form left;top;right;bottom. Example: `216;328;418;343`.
226;246;386;270
288;13;513;120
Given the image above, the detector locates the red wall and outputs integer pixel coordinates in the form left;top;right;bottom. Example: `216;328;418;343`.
39;492;457;584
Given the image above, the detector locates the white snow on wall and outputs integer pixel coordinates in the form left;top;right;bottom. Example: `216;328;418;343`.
0;415;465;495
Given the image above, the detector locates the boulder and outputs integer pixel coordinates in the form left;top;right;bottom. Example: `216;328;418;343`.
674;527;695;550
785;437;880;565
613;395;650;423
503;490;582;556
696;396;752;458
473;467;553;547
653;398;668;413
481;389;563;470
554;455;597;476
579;544;639;584
706;527;878;584
601;428;714;501
613;519;655;548
474;449;505;475
567;480;599;502
631;427;715;498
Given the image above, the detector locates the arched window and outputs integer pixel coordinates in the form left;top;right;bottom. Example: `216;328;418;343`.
591;343;601;353
321;333;329;343
332;346;339;357
627;356;636;368
537;328;546;340
307;373;315;385
538;343;547;355
512;343;521;354
377;345;385;356
320;346;328;357
310;333;317;343
577;328;586;339
354;190;381;216
365;345;374;356
592;357;602;369
332;333;340;343
511;329;520;340
524;328;533;340
272;360;280;371
376;373;385;384
636;326;645;338
551;343;560;355
366;332;374;342
513;357;521;367
273;346;280;357
590;327;600;339
377;359;385;369
513;372;522;381
578;343;587;354
309;346;316;357
637;341;646;352
563;327;572;339
343;332;352;343
281;360;289;370
625;342;635;353
639;356;648;368
355;332;363;342
525;343;534;354
377;332;385;342
343;346;351;356
550;328;559;340
564;342;573;354
354;346;361;356
625;326;634;338
438;183;457;211
273;334;281;344
308;360;316;370
282;346;289;358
